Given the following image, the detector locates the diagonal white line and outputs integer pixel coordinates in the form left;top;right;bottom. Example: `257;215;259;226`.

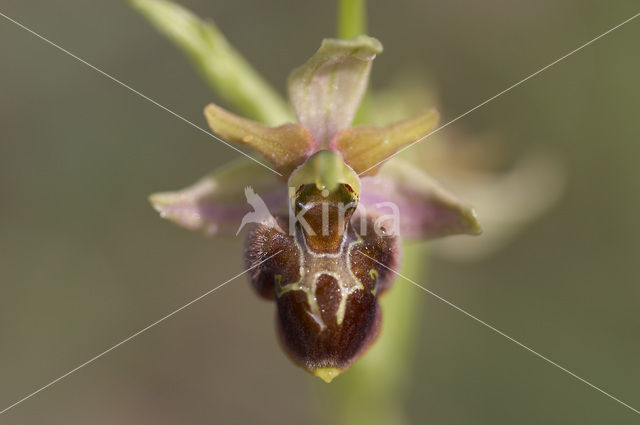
358;11;640;176
0;10;283;177
362;253;640;415
0;250;282;416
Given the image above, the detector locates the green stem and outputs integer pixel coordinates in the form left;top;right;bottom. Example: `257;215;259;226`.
130;0;292;125
320;243;428;425
337;0;367;40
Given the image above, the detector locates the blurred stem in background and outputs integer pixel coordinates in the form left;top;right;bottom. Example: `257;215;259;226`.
318;2;428;425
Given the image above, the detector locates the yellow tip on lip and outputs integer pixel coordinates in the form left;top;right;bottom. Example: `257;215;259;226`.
312;367;342;383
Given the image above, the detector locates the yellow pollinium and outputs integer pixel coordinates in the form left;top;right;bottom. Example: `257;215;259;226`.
312;367;343;383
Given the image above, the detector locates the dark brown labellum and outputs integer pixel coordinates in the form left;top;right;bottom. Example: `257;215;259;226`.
245;184;399;382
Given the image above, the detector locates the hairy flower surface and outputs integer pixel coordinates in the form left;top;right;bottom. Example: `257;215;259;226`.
150;36;481;381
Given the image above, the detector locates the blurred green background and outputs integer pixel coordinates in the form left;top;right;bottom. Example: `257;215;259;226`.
1;0;639;424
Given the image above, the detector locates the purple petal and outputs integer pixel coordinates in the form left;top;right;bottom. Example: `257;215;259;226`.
358;160;481;239
150;158;287;236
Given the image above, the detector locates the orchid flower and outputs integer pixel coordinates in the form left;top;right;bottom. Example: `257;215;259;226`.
148;35;481;382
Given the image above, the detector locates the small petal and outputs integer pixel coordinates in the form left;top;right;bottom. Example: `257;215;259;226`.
204;103;317;176
359;159;481;239
331;109;440;176
288;36;383;146
149;158;287;236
